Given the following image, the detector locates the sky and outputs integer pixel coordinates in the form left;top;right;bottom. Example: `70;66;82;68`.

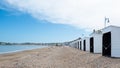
0;0;120;43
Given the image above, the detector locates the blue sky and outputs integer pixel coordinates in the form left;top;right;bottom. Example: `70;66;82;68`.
0;0;119;43
0;9;86;43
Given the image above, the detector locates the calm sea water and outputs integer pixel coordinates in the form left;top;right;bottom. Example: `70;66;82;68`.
0;45;48;54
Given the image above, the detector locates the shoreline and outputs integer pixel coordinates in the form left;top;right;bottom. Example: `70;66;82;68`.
0;45;48;55
0;46;120;68
0;46;49;56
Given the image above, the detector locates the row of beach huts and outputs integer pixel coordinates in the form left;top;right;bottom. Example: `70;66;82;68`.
68;25;120;58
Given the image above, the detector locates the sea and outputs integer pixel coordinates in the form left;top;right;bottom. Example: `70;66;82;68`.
0;45;48;54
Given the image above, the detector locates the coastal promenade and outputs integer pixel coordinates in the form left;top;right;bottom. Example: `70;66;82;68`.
0;46;120;68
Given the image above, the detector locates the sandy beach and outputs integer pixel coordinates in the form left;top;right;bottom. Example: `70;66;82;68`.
0;46;120;68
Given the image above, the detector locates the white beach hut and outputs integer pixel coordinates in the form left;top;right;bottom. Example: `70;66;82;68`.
74;40;79;49
73;38;81;49
85;37;90;51
81;38;86;51
69;38;80;49
90;30;102;53
82;37;90;51
81;39;84;51
76;39;81;49
77;40;80;49
70;41;77;48
79;39;82;50
69;41;75;48
102;25;120;57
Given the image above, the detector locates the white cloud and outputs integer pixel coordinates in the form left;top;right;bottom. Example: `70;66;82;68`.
1;0;120;30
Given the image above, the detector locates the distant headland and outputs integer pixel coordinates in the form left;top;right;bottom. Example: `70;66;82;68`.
0;42;63;46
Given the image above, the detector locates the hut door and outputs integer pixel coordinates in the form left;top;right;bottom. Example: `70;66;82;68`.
90;37;94;53
102;32;111;57
80;41;82;50
83;40;86;51
78;42;79;49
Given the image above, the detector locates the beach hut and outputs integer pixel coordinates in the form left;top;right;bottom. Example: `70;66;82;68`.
69;41;75;48
81;39;85;51
71;41;77;48
75;40;79;49
69;39;80;49
76;39;81;49
82;38;86;51
83;39;86;51
102;25;120;57
85;37;90;51
77;40;80;49
79;39;82;50
82;37;90;51
90;30;102;53
73;38;81;49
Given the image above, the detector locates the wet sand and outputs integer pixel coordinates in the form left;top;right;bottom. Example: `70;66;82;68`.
0;46;120;68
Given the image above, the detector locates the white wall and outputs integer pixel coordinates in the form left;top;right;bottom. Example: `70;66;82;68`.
85;37;90;51
111;27;120;57
90;32;102;53
82;38;84;51
94;34;102;53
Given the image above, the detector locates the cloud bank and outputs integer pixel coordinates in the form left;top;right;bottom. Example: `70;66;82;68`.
1;0;120;30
